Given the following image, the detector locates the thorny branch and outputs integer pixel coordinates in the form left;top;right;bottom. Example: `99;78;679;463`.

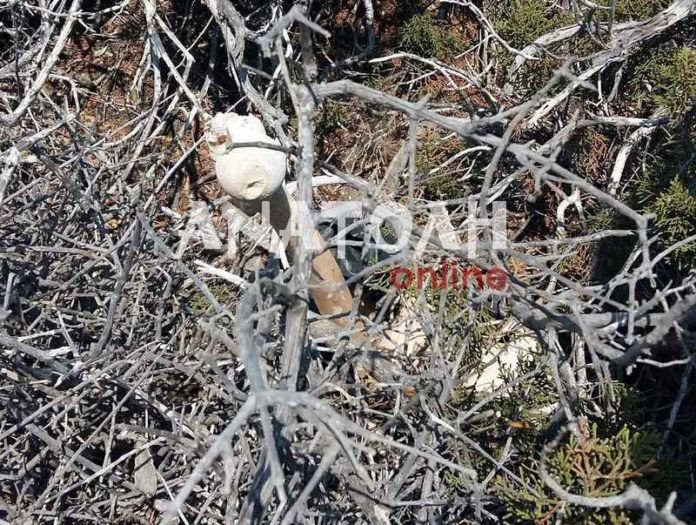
0;0;695;523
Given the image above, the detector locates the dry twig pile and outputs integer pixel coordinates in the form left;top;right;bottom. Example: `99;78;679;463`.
1;0;695;523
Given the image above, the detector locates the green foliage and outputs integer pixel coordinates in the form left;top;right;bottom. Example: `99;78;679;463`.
653;47;696;116
400;264;498;361
586;206;614;235
568;128;614;182
419;172;463;200
488;1;572;91
316;102;349;135
416;130;474;200
584;206;638;283
634;117;696;267
397;14;461;58
187;283;237;315
583;0;670;24
611;383;650;424
647;178;696;263
493;0;571;49
609;0;671;21
496;422;669;524
625;45;696;268
628;45;672;102
464;350;556;422
628;46;696;115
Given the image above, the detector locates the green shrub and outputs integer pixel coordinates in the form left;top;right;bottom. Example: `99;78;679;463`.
626;46;696;268
187;283;237;315
488;0;573;91
653;47;696;116
495;422;678;524
634;118;696;268
583;0;670;24
648;178;696;263
628;46;696;115
416;130;474;200
397;14;461;58
586;206;614;235
316;102;349;135
400;263;498;361
493;0;571;49
610;0;671;21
